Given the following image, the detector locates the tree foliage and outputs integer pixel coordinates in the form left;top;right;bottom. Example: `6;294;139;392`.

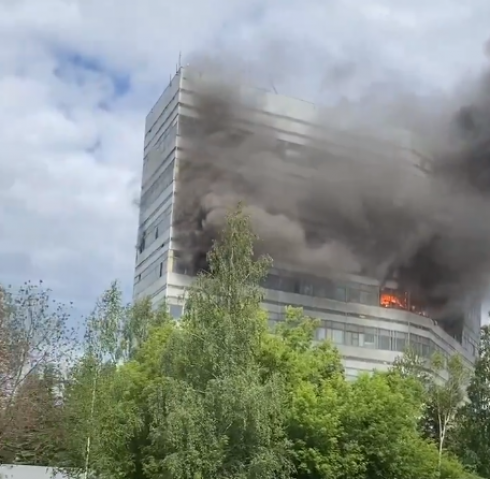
0;282;74;465
453;325;490;478
5;208;485;479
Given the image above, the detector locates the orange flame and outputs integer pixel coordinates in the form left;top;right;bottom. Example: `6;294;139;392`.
380;292;406;309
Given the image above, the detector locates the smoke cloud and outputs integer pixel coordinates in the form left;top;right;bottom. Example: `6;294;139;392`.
172;55;490;319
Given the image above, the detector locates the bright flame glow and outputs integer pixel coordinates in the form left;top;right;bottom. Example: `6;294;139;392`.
380;292;406;309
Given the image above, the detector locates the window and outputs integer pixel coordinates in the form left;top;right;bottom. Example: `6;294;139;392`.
335;287;346;302
159;262;164;277
316;279;336;299
360;291;378;305
140;159;175;208
313;283;327;298
380;288;408;310
346;332;359;347
262;274;275;289
169;304;183;319
316;328;326;341
421;343;431;358
262;274;294;292
144;207;171;250
154;123;176;154
331;321;345;331
133;258;167;296
173;257;190;275
393;335;407;352
347;287;361;303
138;232;146;253
332;329;344;345
279;276;296;292
377;334;391;350
362;333;376;348
301;281;314;296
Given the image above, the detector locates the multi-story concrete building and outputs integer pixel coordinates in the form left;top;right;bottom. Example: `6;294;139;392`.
133;68;480;378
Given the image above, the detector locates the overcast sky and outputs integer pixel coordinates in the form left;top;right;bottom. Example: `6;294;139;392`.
0;0;489;321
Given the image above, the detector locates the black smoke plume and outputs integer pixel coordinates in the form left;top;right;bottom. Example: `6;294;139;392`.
172;65;490;319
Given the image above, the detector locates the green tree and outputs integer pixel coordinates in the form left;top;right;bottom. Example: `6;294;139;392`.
61;206;291;479
58;208;480;479
392;348;470;477
60;285;168;478
259;307;354;478
453;325;490;477
0;281;75;465
262;313;473;479
5;365;66;466
144;206;291;479
429;353;468;472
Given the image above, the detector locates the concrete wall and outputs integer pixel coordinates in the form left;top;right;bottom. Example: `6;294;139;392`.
0;465;67;479
132;73;180;304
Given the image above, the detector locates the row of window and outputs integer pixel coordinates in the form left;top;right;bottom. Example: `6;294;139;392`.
172;256;380;305
173;259;383;309
134;258;167;297
178;114;382;168
169;253;462;360
143;123;177;185
138;206;172;254
270;316;446;359
171;254;464;353
180;115;308;155
152;122;176;157
263;273;379;306
178;115;252;148
146;90;179;151
265;272;432;319
140;159;175;209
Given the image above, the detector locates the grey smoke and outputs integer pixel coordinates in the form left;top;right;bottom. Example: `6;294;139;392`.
172;61;490;319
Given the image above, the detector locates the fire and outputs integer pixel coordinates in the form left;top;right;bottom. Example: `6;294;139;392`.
380;292;406;309
379;289;428;317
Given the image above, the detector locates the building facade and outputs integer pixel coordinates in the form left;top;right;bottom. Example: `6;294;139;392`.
133;68;480;377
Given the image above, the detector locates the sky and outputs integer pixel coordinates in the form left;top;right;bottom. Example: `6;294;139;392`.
0;0;489;321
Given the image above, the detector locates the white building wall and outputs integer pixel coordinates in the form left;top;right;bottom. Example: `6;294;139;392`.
0;465;66;479
132;75;181;304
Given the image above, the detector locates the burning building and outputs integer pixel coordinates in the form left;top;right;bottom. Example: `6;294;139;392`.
133;67;481;377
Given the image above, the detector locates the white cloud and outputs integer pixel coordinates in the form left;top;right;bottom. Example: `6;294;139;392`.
0;0;489;321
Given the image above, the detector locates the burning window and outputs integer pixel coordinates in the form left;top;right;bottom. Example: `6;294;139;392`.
380;289;408;310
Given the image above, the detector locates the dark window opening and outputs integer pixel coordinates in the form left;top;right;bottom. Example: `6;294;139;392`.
138;232;146;254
